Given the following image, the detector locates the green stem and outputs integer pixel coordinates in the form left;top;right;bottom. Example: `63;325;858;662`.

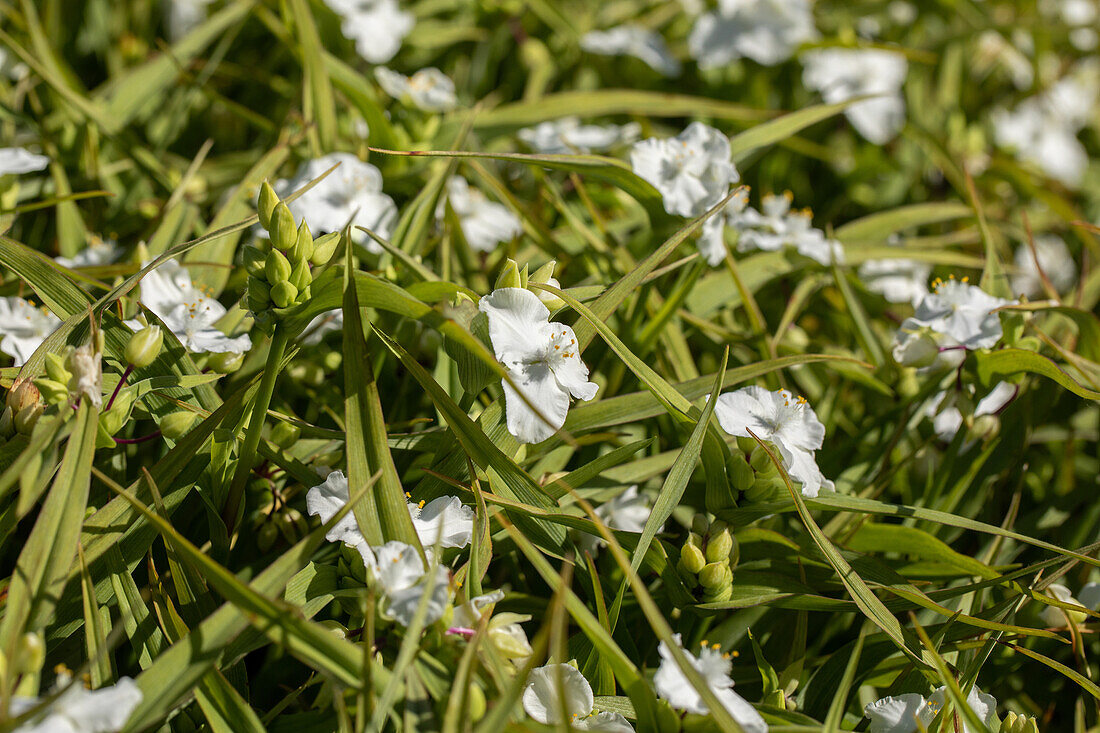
223;326;290;536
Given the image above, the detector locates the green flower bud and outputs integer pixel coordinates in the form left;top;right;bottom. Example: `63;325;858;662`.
44;353;72;385
655;700;683;732
310;231;340;266
1002;712;1040;733
101;389;136;435
13;633;44;676
242;246;268;277
126;325;164;368
700;584;733;603
257;521;279;552
744;474;784;503
698;561;729;590
495;259;523;290
34;378;70;405
160;411;198;439
679;540;707;575
705;529;734;564
6;379;39;413
247;277;272;310
265;249;293;284
529;260;557;285
270;202;297;252
14;403;43;434
289;258;312;291
208;351;245;374
269;281;299;309
290;220;315;263
691;514;709;536
270;421;301;449
466;684;487;722
728;452;754;491
735;435;757;454
749;445;778;472
257;181;279;230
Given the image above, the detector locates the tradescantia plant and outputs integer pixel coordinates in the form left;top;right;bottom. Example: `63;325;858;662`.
1;0;1100;731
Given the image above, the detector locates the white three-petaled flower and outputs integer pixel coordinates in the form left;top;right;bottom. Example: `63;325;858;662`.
630;122;738;219
437;176;523;253
864;685;997;733
374;67;457;112
130;259;251;354
522;664;634;731
275;153;399;255
893;278;1014;363
689;0;818;68
478;288;598;444
408;495;475;549
654;635;767;733
713;385;833;497
11;675;143;733
0;297;61;366
324;0;414;64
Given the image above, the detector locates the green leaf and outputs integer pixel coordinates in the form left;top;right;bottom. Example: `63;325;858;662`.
973;348;1100;401
728;99;858;162
834;202;974;243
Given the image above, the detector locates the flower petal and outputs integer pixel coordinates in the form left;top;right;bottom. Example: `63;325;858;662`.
522;664;594;724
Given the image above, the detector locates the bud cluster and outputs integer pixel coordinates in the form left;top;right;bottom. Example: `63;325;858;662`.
495;258;564;311
727;435;788;502
677;515;739;603
1;379;43;439
245;182;339;324
1002;712;1040;733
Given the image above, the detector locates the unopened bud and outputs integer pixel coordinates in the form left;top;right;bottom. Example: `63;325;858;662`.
126;326;164;368
705;529;734;564
208;351;245;373
698;561;729;590
679;540;707;575
310;231;340;266
44;353;72;385
700;584;733;603
270;202;297;252
242;246;267;277
257;521;279;551
257;181;279;230
14;632;44;675
749;445;777;472
466;683;487;722
269;281;299;309
289;258;312;291
270;421;301;449
265;249;292;284
7;380;39;413
34;378;70;405
14;403;43;434
1002;712;1039;733
728;452;754;491
101;389;136;435
495;259;523;290
691;514;709;536
0;406;13;438
160;411;198;439
290;220;315;263
247;278;271;311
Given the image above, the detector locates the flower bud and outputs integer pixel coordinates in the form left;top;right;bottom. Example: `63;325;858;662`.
289;258;312;291
44;353;72;385
270;421;301;449
101;389;136;435
126;325;164;368
265;249;292;284
257;181;279;230
34;378;70;405
700;584;733;603
698;561;729;590
269;281;299;309
14;402;43;434
749;445;777;473
270;202;297;252
310;231;340;266
257;521;279;552
290;220;315;263
678;539;707;575
13;633;44;676
705;529;734;564
1002;712;1039;733
691;514;709;536
735;435;757;454
242;246;267;277
160;410;198;439
495;259;523;290
208;351;245;374
466;684;487;722
727;452;754;491
6;380;39;413
247;278;272;311
744;474;784;503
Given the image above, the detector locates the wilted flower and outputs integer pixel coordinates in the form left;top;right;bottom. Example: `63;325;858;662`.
437;176;523;253
654;635;767;733
801;48;909;144
893;278;1014;360
518;118;641;155
713;385;833;497
67;343;103;409
451;590;534;670
325;0;414;64
580;26;681;77
630;122;737;218
0;147;49;176
408;495;474;549
11;674;143;733
479;288;598;444
864;686;997;733
374;67;457;112
1012;235;1077;297
0;297;61;366
689;0;818;68
130;259;252;354
522;664;634;731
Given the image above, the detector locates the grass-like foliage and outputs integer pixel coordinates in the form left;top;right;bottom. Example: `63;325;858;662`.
1;0;1099;731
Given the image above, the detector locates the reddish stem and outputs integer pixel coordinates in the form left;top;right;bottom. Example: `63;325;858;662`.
105;364;134;411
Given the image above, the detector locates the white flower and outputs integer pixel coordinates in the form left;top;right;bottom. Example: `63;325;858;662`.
325;0;414;64
689;0;818;68
630;122;738;218
580;26;681;77
713;385;833;497
517;118;642;155
579;486;651;554
478;288;598;444
436;176;522;253
305;470;366;549
364;541;451;627
0;147;49;176
654;636;767;733
859;251;932;306
13;676;143;733
130;259;251;354
0;297;61;366
895;278;1014;353
801;48;908;144
522;664;634;731
1012;235;1077;297
374;67;456;112
925;381;1017;441
165;0;214;42
276;153;398;254
864;685;996;733
1040;582;1100;626
54;240;123;269
408;495;474;549
727;192;843;265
